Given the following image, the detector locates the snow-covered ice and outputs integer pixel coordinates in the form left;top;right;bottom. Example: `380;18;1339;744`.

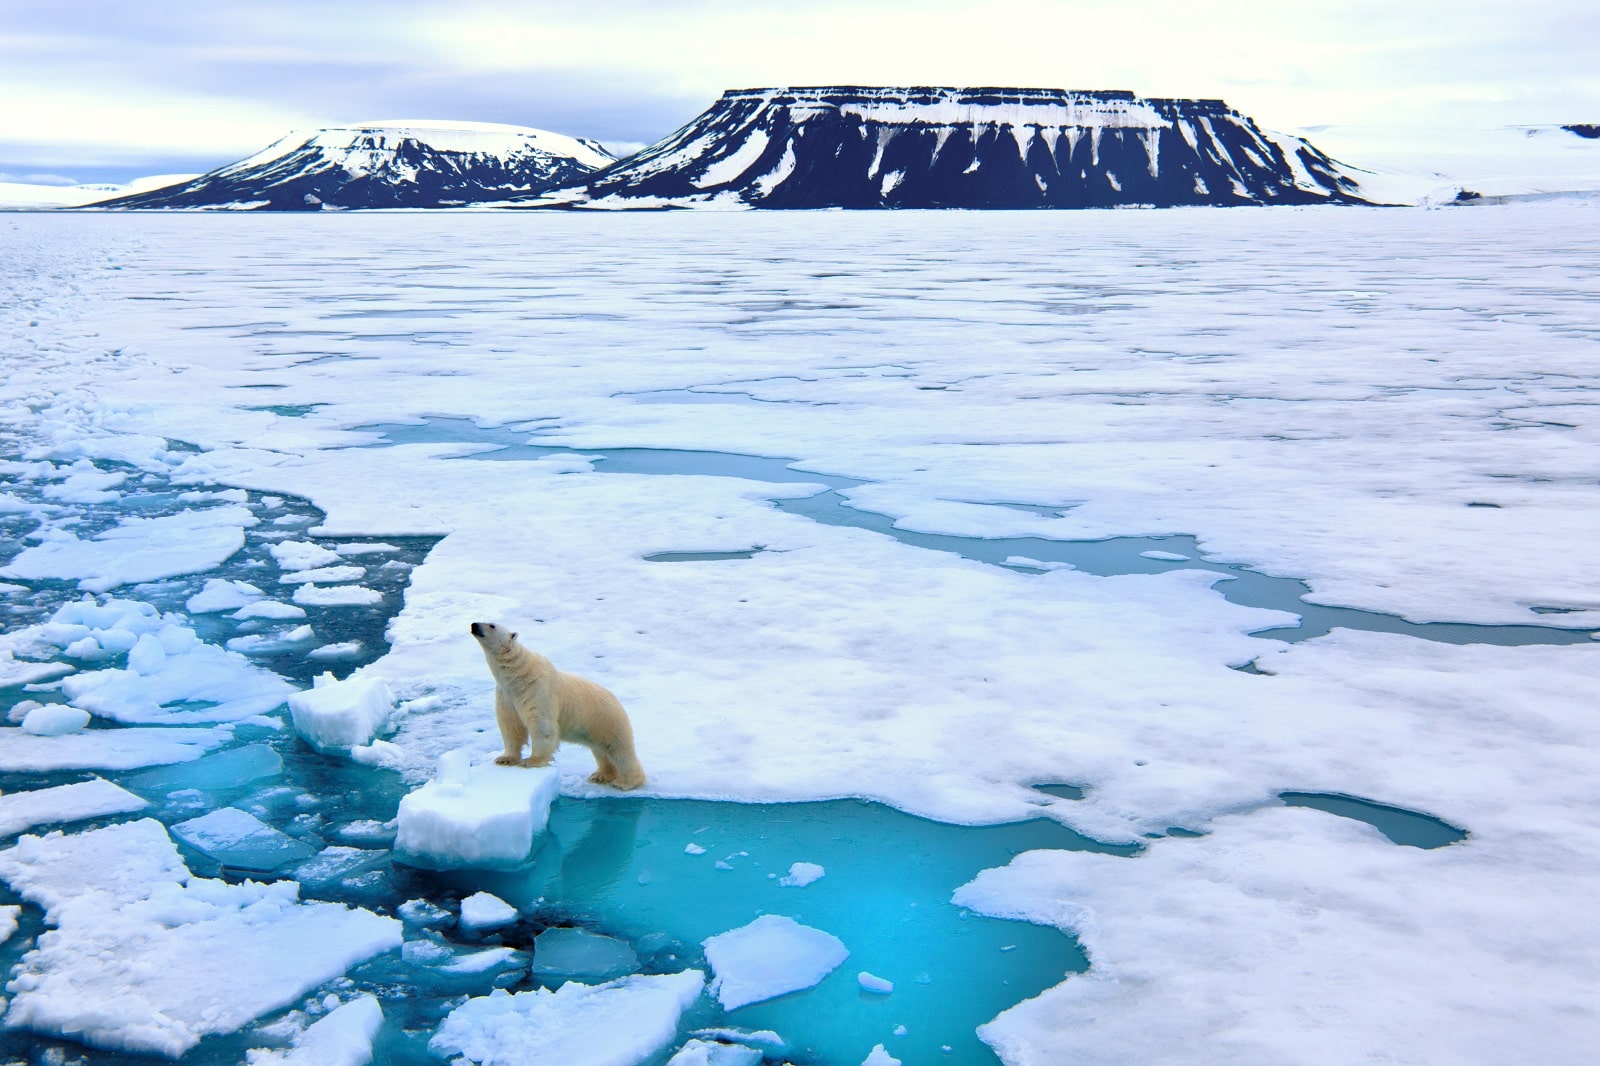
457;890;519;931
171;807;319;872
428;970;705;1066
0;724;233;772
0;819;400;1057
857;971;894;994
667;1039;763;1066
394;753;560;868
17;703;90;735
778;861;825;887
286;672;395;752
0;778;147;838
702;915;849;1010
245;995;383;1066
0;506;253;593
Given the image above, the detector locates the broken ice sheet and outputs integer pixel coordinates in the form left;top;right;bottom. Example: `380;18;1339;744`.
0;778;147;838
703;915;849;1011
124;742;282;795
171;807;318;873
0;819;400;1058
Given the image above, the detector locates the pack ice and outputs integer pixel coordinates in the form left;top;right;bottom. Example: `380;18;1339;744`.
286;672;395;752
0;819;401;1058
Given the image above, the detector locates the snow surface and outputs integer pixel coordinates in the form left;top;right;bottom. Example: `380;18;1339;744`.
0;819;401;1057
702;914;849;1010
3;208;1599;1061
0;778;147;837
429;970;706;1066
394;754;560;867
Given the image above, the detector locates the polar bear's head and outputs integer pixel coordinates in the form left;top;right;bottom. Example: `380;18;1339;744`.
469;621;518;654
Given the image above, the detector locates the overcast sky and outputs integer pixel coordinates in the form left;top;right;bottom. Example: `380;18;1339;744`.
2;0;1597;182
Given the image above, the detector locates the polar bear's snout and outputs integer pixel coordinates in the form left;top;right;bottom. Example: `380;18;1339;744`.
469;621;485;638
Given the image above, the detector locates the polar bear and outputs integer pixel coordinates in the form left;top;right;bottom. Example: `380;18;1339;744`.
469;621;646;790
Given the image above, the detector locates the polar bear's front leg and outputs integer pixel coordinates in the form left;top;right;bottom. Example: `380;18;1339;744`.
493;688;527;765
517;678;560;768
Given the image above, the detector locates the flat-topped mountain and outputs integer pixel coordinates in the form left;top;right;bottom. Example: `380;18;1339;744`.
97;122;615;210
559;86;1372;209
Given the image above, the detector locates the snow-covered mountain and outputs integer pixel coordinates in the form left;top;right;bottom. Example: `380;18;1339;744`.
0;174;197;210
96;121;614;210
550;87;1370;209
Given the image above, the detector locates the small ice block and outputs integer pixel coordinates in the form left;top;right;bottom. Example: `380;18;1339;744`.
171;807;318;872
394;755;560;868
287;673;394;752
459;891;519;932
530;927;640;981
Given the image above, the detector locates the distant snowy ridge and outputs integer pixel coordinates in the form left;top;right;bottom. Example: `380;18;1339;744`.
95;121;615;211
0;174;197;210
542;86;1371;209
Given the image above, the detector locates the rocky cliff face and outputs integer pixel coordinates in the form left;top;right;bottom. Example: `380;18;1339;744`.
98;122;614;210
566;87;1371;209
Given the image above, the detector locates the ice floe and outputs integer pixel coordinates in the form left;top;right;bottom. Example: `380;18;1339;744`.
702;914;849;1010
394;753;560;868
0;505;253;593
458;890;519;931
0;819;400;1057
0;778;147;838
429;970;705;1066
287;672;395;752
244;994;383;1066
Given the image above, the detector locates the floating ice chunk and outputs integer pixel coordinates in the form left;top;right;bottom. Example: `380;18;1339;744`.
667;1039;763;1066
334;542;399;555
269;541;343;571
232;600;309;621
293;846;388;890
245;995;383;1066
349;738;405;768
862;1045;901;1066
691;1028;785;1049
19;703;90;735
702;915;849;1010
172;807;319;872
0;724;232;771
530;927;640;981
309;641;363;660
0;819;401;1058
1139;550;1191;562
228;625;316;654
0;903;18;942
0;505;253;592
125;742;282;794
685;842;707;855
0;778;147;837
429;971;706;1066
0;655;73;687
336;819;397;846
279;565;364;585
397;898;454;927
858;971;895;994
459;891;519;931
779;861;826;887
188;578;265;613
62;633;294;724
394;756;560;868
287;674;395;753
293;584;384;607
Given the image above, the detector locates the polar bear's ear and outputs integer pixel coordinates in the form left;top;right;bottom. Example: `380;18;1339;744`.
510;632;518;641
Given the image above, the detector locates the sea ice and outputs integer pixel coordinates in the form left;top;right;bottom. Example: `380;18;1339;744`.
0;819;401;1057
861;1045;901;1066
429;970;706;1066
397;898;454;927
245;995;383;1066
458;890;519;931
779;861;825;887
530;926;640;981
0;778;147;837
702;915;849;1010
394;753;560;868
293;583;384;607
858;972;894;994
124;742;282;794
0;504;254;592
278;565;364;585
667;1039;763;1066
232;600;309;620
292;846;388;890
287;672;395;752
269;540;343;571
18;703;90;735
187;578;264;613
0;724;232;771
0;903;18;942
60;627;295;724
171;807;319;872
